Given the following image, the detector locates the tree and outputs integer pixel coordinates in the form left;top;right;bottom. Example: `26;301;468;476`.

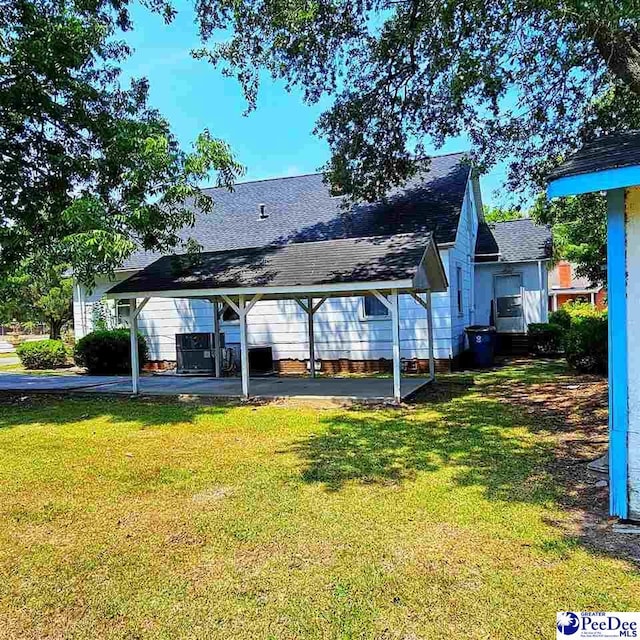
192;0;639;280
483;206;523;224
0;261;74;339
0;0;243;285
532;194;608;286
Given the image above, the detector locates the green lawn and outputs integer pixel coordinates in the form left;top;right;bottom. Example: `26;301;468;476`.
0;361;638;638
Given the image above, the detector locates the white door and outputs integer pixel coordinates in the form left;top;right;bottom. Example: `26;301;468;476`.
494;274;524;333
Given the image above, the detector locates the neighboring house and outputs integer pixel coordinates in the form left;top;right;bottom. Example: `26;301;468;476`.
73;153;552;372
548;260;606;310
474;218;552;336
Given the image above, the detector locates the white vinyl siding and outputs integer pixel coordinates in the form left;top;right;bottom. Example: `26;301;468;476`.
72;175;487;365
474;261;549;330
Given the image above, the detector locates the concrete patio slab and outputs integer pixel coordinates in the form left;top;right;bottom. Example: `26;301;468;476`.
0;372;431;401
0;373;128;392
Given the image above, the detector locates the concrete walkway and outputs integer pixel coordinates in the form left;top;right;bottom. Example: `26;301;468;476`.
0;372;430;401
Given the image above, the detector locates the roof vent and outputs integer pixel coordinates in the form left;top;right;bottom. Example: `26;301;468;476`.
258;203;268;220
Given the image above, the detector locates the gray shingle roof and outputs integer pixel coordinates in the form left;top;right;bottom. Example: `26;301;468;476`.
475;219;552;263
548;131;640;181
109;234;432;295
122;152;470;270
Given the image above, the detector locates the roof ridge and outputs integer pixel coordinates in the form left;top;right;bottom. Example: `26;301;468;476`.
200;150;470;191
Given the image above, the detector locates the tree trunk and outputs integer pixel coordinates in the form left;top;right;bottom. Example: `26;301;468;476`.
592;23;640;96
49;319;62;340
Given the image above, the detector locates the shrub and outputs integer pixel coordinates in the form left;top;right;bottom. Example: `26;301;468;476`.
16;339;68;369
549;308;571;330
565;313;608;374
528;323;564;355
74;329;148;375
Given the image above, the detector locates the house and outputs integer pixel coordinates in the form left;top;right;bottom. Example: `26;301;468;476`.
73;152;552;374
548;260;606;310
474;218;552;339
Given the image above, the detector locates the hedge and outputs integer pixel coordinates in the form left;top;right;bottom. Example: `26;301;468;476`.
16;339;69;369
565;313;608;374
527;323;564;356
74;329;149;375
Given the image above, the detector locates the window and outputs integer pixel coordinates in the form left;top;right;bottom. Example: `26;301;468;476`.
220;303;239;323
456;265;463;315
116;300;131;326
363;295;389;318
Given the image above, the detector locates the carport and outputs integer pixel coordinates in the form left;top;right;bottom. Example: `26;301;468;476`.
106;233;447;403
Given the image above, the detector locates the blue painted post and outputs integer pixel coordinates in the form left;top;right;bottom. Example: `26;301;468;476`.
607;189;629;519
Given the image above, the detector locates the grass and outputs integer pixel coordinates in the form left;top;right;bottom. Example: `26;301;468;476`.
0;360;637;638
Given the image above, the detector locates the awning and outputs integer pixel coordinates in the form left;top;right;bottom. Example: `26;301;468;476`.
106;233;447;300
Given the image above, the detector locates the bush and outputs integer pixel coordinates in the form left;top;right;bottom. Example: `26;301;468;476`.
16;339;68;369
549;308;571;330
565;313;608;374
528;323;564;355
74;329;148;375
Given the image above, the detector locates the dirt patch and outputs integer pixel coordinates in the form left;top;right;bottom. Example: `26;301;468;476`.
192;486;235;504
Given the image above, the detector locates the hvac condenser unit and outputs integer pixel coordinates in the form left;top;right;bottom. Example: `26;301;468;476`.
175;332;225;374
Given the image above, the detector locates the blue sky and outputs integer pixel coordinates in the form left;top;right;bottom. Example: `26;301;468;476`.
121;2;508;206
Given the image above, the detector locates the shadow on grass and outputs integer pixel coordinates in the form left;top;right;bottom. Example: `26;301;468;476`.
291;385;557;504
0;394;237;430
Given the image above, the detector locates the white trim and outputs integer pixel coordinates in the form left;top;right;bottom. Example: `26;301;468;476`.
220;295;240;316
475;258;551;265
390;292;401;403
212;299;222;378
132;297;150;320
549;287;602;294
106;279;415;301
362;292;391;319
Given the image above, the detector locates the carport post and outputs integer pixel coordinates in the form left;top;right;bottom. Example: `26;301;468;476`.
294;296;328;378
212;298;222;378
128;297;149;395
390;291;401;403
238;296;249;398
222;293;262;399
130;298;139;394
307;297;316;378
427;291;435;380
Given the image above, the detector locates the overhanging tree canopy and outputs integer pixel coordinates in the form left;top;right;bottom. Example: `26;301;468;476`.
0;0;243;285
190;0;640;283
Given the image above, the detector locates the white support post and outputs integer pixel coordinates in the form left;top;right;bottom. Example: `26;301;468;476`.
307;296;316;378
390;291;401;403
128;296;150;395
427;290;435;381
293;296;327;378
409;291;436;382
233;293;262;399
130;298;139;395
238;295;249;399
212;298;221;378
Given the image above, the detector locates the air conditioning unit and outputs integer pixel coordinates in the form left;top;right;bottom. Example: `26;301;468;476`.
175;332;225;374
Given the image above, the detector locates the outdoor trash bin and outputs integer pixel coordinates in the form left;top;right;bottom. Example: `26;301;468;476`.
465;325;497;368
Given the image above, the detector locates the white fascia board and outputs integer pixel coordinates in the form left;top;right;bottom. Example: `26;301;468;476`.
105;278;416;301
415;236;448;292
474;258;551;265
